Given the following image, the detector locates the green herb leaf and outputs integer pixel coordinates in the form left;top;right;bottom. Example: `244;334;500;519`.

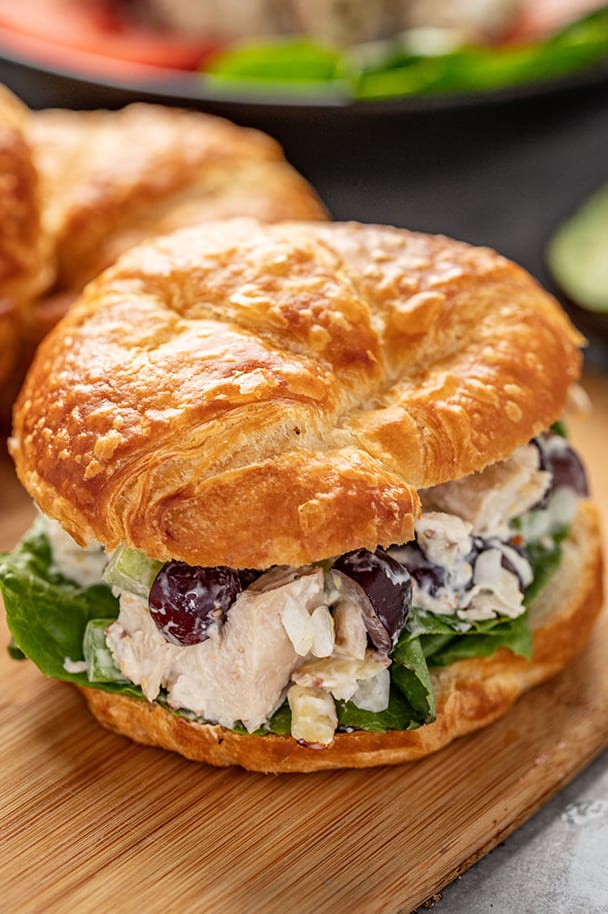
550;419;568;438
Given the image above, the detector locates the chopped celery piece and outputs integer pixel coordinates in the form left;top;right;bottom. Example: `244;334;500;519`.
103;546;163;597
83;619;128;683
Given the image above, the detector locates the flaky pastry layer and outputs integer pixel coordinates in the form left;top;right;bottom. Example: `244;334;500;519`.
79;501;604;772
13;220;583;567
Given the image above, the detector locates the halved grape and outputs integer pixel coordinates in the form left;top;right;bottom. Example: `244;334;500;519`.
391;541;448;598
533;435;589;499
148;561;242;646
546;444;588;496
332;548;411;653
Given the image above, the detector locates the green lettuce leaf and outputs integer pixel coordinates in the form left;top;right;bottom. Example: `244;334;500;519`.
524;532;566;604
336;688;421;732
265;702;293;736
402;606;533;668
0;517;119;684
390;633;435;722
0;514;565;735
424;612;532;667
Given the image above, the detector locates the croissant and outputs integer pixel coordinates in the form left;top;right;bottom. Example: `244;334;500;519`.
0;87;52;412
27;103;327;293
4;219;604;772
0;92;327;417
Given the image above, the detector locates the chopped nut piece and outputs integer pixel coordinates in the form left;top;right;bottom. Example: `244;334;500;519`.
288;684;337;746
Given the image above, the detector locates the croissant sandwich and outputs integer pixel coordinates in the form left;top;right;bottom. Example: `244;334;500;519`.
1;219;603;773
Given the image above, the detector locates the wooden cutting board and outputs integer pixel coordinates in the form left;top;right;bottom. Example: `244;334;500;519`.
1;373;607;914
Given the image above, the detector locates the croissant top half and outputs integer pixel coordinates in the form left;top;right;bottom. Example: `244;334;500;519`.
12;219;583;569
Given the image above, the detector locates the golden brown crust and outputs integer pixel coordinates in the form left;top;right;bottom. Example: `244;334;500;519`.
27;104;327;292
13;220;583;567
0;86;52;398
0;87;50;304
79;500;604;772
0;300;19;396
0;98;326;423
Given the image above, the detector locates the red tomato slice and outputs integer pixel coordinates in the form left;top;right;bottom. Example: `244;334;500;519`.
0;0;219;77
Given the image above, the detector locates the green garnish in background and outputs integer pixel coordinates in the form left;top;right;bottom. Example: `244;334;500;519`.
547;183;608;313
205;6;608;100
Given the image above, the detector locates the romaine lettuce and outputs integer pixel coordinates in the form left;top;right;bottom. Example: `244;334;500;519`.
0;516;564;735
0;517;119;684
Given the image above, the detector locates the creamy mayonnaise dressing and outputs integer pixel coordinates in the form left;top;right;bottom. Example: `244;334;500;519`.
47;435;579;745
104;567;387;738
107;570;326;732
44;516;109;588
390;509;533;621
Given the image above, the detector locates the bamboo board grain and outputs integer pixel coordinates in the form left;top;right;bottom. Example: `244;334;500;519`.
1;372;607;914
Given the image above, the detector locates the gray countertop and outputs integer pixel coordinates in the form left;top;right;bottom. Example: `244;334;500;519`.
415;748;608;913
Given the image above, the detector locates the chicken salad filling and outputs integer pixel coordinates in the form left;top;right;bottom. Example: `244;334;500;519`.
1;427;589;746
